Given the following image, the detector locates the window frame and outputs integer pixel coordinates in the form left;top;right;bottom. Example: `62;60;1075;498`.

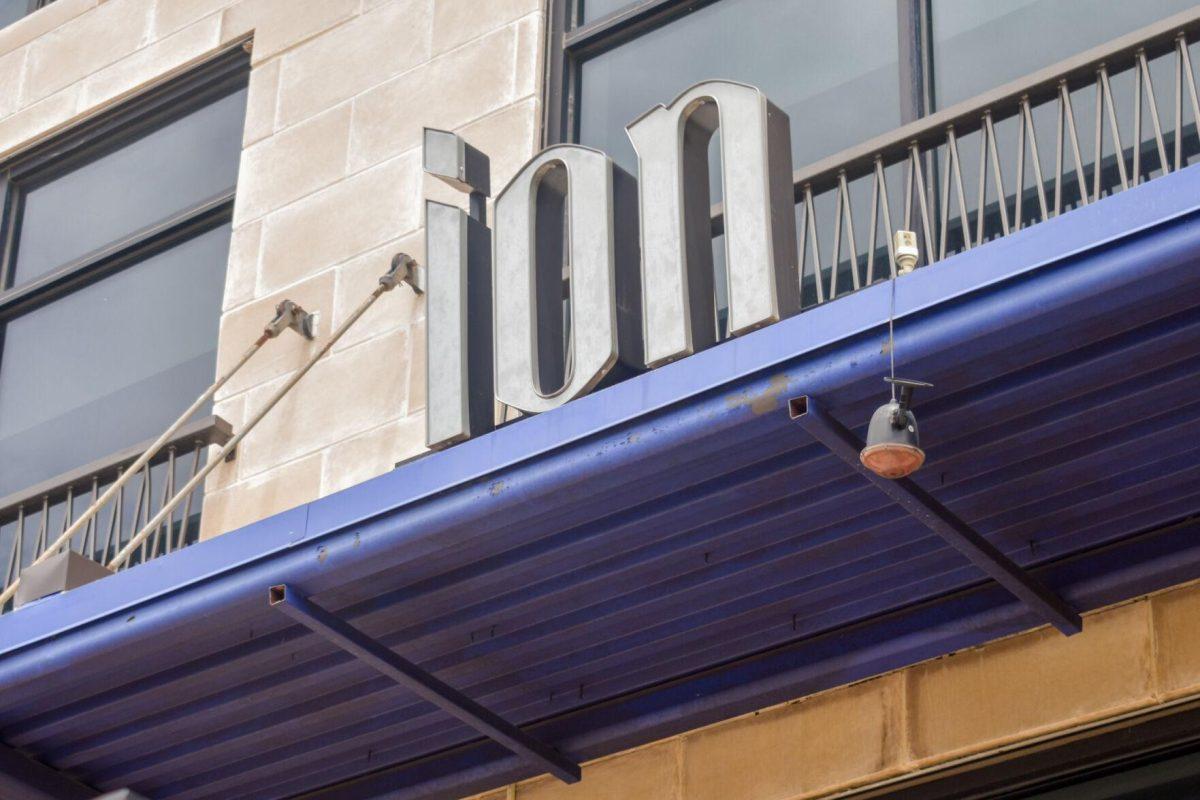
542;0;933;148
0;44;249;499
0;44;250;323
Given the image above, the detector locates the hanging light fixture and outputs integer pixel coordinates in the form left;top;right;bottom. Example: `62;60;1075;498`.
859;231;931;479
860;377;932;479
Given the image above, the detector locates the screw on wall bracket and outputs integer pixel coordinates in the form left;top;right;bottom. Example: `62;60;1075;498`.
381;251;425;295
264;299;316;341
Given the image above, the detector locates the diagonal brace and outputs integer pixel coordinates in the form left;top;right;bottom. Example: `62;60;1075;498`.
269;584;581;783
790;397;1082;635
0;742;98;799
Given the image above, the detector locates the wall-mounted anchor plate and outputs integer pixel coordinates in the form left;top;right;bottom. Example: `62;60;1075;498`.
266;299;316;340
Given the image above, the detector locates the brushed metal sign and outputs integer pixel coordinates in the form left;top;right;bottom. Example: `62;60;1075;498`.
493;145;641;414
423;129;495;448
627;80;798;368
423;80;798;449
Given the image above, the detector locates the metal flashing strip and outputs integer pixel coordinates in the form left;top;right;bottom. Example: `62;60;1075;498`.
790;396;1083;635
268;585;581;784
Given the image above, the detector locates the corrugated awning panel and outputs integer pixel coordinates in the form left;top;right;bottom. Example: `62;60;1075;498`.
1;165;1199;799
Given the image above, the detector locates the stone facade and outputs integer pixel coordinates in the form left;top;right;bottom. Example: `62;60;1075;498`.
462;578;1200;800
0;0;542;539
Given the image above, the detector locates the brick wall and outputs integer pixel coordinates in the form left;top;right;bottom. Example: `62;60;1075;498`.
461;578;1200;800
0;0;543;540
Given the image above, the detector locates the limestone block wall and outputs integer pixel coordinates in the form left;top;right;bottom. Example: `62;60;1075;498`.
460;578;1200;800
199;0;545;535
0;0;543;541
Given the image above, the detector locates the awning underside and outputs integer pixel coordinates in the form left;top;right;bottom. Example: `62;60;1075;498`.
2;170;1200;800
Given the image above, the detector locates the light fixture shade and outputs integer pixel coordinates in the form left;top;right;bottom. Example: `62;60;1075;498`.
860;399;925;479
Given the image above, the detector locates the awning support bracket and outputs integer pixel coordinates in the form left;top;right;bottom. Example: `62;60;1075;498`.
268;584;582;784
0;740;99;799
790;396;1083;636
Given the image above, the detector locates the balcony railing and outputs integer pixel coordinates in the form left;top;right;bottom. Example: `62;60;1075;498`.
0;415;232;610
0;256;417;613
710;6;1200;305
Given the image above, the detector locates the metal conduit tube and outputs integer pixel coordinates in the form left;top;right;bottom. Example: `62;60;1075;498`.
0;300;315;609
1;203;1196;690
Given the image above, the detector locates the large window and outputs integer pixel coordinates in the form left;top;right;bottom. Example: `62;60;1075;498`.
0;50;248;499
575;0;900;178
866;699;1200;800
551;0;1198;160
547;0;1200;329
930;0;1198;109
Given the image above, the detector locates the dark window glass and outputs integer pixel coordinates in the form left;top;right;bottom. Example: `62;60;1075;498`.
559;0;1200;333
0;56;246;505
1021;747;1200;798
930;0;1200;249
931;0;1197;109
0;224;229;496
578;0;900;177
576;0;898;337
0;1;30;29
11;87;247;288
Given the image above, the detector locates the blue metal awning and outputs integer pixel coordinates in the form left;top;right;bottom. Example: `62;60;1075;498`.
2;164;1200;800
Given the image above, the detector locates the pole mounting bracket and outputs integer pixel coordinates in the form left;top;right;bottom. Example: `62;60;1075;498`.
382;252;425;295
264;299;316;341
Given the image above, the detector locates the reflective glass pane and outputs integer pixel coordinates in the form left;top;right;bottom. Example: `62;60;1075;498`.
931;0;1197;109
12;87;247;287
930;3;1200;254
582;0;630;23
579;0;900;176
0;224;230;497
0;0;29;29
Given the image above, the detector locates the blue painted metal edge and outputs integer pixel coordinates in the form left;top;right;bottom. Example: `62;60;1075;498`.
1;164;1199;664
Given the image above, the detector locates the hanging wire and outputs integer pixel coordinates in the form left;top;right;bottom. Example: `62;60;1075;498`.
889;271;897;401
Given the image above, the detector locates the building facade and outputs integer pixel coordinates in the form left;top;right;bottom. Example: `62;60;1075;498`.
1;0;1200;798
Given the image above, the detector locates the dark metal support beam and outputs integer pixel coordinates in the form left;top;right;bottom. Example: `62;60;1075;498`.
790;396;1083;636
0;741;98;800
268;584;582;784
